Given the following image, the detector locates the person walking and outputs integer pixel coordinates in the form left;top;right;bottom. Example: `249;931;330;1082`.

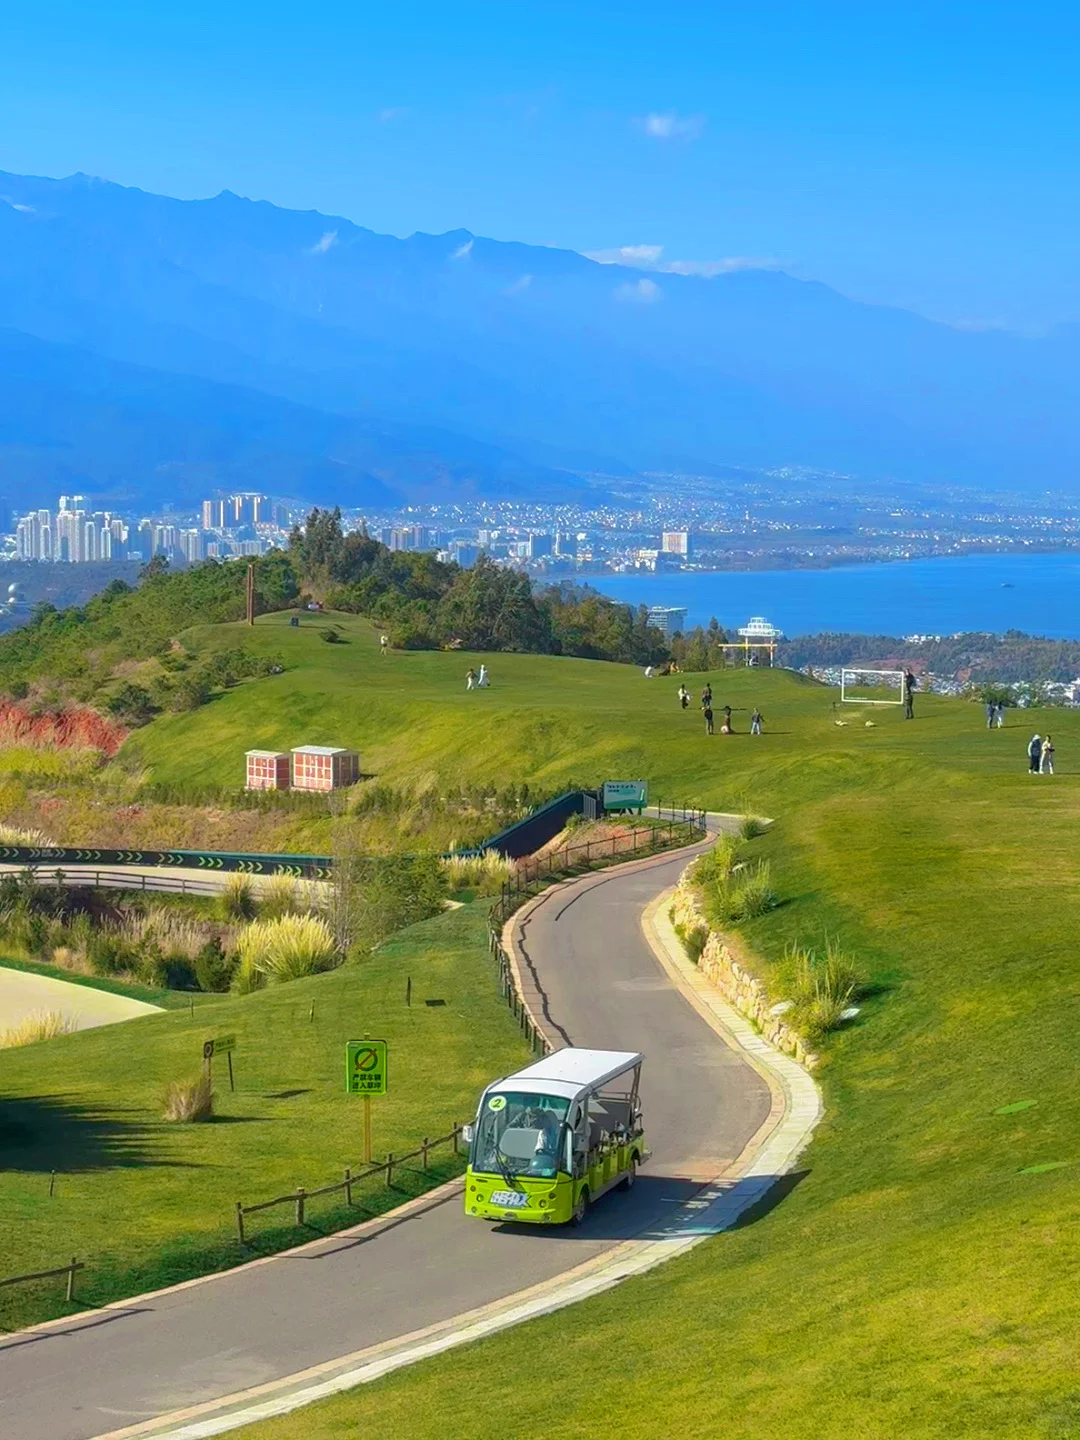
1041;734;1055;775
380;633;389;657
478;663;489;688
466;667;477;691
751;707;763;736
702;698;714;735
1028;733;1042;773
701;682;713;709
903;669;916;720
996;701;1005;728
678;684;690;710
721;704;733;734
986;700;996;729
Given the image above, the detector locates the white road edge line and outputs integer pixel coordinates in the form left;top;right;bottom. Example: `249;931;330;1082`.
105;868;821;1440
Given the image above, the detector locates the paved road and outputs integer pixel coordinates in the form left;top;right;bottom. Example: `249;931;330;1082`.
0;966;161;1033
1;844;770;1440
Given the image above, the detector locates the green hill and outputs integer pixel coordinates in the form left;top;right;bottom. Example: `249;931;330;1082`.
182;639;1080;1440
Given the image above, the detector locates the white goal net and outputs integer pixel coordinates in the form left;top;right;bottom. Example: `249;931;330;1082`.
839;668;906;705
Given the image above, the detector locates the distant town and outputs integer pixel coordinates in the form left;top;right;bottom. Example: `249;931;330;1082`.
9;469;1080;580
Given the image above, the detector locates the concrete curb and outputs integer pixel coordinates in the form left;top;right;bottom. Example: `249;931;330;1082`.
104;848;823;1440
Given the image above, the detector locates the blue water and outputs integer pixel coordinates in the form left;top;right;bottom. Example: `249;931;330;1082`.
591;552;1080;639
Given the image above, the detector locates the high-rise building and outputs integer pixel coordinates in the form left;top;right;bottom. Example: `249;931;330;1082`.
202;499;227;531
231;493;270;526
661;531;692;559
526;533;552;559
179;529;205;564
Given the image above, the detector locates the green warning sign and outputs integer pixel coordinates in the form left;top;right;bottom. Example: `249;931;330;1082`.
346;1039;388;1096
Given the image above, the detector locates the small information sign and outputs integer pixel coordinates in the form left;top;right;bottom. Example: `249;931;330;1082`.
346;1039;388;1096
602;780;648;812
202;1034;236;1060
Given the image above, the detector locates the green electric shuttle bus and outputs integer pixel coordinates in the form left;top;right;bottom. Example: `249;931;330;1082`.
464;1047;646;1226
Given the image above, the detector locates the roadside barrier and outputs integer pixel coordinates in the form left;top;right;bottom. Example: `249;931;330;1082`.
0;844;330;879
0;866;227;897
487;805;706;1053
0;1256;83;1304
233;1124;465;1243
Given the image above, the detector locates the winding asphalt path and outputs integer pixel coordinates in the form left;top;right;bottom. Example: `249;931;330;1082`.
1;842;771;1440
0;966;161;1032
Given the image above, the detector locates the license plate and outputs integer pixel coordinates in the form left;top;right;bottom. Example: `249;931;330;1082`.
491;1189;528;1208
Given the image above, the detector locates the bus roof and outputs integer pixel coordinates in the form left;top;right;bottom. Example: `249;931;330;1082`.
492;1047;643;1102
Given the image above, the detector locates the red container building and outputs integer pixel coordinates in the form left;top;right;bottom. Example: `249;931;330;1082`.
290;745;360;791
245;750;292;790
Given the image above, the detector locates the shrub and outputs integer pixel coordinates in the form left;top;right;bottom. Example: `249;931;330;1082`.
693;835;739;885
107;682;157;726
87;927;135;976
233;914;339;990
786;939;864;1043
219;873;256;921
163;1075;214;1123
259;873;301;920
50;945;92;976
194;936;235;993
738;814;764;841
672;917;708;963
706;861;777;925
0;1010;78;1048
440;849;514;894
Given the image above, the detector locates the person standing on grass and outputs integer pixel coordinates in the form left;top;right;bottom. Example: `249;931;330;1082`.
478;663;489;688
702;697;714;735
721;704;733;734
701;682;713;709
466;667;477;691
904;669;916;719
1028;734;1042;773
380;633;389;657
1041;735;1055;774
678;684;690;710
986;699;996;729
996;702;1006;727
751;708;763;736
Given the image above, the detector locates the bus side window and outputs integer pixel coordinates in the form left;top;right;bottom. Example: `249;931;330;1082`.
570;1105;588;1176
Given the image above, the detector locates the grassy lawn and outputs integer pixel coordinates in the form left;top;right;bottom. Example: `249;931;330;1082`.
214;661;1080;1439
0;901;529;1330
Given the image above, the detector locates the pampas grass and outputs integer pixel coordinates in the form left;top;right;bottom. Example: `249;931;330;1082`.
233;914;339;992
163;1074;214;1122
0;1010;78;1048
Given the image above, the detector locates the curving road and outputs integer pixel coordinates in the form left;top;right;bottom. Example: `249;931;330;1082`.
1;842;771;1440
0;966;161;1033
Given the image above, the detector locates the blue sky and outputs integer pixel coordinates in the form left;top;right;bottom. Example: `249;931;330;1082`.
3;1;1078;331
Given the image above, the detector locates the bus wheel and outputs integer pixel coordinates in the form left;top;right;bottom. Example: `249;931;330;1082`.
571;1187;590;1226
620;1157;638;1192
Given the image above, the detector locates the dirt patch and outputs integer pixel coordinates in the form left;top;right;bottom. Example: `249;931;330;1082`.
0;701;127;755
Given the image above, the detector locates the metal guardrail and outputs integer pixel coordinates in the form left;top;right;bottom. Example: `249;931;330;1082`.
0;844;331;879
0;866;228;897
233;1124;465;1243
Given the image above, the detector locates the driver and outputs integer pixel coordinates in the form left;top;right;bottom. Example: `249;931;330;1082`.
528;1105;561;1156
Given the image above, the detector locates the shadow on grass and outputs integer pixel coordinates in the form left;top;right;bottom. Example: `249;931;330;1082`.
0;1094;197;1174
731;1169;809;1228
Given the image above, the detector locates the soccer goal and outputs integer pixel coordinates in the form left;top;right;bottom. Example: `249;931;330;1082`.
839;668;906;705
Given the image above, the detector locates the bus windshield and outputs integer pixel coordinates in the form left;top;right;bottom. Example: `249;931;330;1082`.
472;1091;571;1180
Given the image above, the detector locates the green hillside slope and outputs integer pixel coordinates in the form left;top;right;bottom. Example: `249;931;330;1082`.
207;640;1080;1439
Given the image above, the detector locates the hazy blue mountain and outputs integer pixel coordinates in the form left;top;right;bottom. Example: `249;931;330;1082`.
2;169;1079;495
0;327;578;516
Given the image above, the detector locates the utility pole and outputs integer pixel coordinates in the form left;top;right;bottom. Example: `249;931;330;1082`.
245;562;255;626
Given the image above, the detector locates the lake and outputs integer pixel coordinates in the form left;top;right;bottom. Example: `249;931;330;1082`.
591;552;1080;639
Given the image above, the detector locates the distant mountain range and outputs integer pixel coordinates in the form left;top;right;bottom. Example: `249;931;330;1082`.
1;168;1078;514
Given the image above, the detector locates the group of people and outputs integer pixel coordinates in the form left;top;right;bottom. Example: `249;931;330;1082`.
678;681;763;737
1028;733;1055;775
465;665;491;690
985;700;1006;728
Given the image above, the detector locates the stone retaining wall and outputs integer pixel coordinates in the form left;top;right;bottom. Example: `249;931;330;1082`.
670;864;819;1069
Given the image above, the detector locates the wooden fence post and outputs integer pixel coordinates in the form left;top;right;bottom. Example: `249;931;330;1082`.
422;1137;430;1172
386;1153;395;1187
295;1187;306;1227
235;1202;246;1245
344;1167;352;1206
452;1123;460;1156
66;1257;77;1304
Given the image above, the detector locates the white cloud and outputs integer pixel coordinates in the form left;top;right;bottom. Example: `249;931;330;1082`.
2;197;34;213
504;273;533;295
615;277;662;304
586;244;779;278
308;230;338;255
377;107;410;123
451;237;474;260
639;111;705;141
586;245;665;267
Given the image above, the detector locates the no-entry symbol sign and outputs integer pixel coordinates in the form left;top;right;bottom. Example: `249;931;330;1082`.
345;1039;388;1096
